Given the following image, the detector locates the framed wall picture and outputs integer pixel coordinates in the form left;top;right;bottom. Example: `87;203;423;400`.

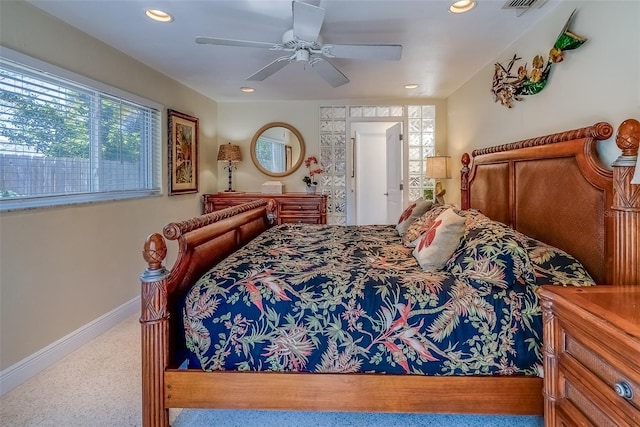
168;109;199;195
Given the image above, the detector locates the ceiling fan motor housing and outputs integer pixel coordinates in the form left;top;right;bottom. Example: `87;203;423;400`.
282;29;322;51
295;49;310;62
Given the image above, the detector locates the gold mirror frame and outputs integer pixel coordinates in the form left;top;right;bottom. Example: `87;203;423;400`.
250;122;305;177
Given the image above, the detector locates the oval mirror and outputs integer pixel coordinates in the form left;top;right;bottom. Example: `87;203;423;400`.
250;122;305;177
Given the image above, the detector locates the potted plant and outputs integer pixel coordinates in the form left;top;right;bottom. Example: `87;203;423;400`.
303;156;323;194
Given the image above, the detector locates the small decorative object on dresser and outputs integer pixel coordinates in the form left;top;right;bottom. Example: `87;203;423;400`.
203;193;327;224
303;155;323;194
538;285;640;426
261;181;284;194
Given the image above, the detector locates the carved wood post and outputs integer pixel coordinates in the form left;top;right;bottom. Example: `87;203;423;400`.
540;297;558;427
612;119;640;285
140;233;170;427
460;153;471;210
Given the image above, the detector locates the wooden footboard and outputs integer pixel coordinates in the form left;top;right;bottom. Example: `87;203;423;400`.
140;199;275;426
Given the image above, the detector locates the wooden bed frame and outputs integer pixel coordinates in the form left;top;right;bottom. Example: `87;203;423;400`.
140;119;639;427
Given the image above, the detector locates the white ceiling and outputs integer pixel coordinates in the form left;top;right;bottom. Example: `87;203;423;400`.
25;0;559;102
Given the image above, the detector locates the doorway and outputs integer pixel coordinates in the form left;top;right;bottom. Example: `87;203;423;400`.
350;121;403;225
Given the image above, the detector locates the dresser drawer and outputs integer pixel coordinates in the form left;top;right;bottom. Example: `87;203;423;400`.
557;380;614;427
539;286;640;427
564;334;640;414
560;357;636;426
278;200;322;213
207;200;239;211
279;214;322;224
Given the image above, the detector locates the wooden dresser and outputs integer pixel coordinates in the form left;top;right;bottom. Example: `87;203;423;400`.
203;193;327;225
538;285;640;426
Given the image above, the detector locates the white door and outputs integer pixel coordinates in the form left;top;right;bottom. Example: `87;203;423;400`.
355;130;388;224
385;122;403;224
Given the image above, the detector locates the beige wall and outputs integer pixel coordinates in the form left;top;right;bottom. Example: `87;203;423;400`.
0;0;218;369
446;0;640;204
216;99;448;195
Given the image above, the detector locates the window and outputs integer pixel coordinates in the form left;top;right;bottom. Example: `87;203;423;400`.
407;105;436;201
0;49;161;211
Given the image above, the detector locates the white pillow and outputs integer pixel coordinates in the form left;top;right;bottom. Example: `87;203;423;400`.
412;208;466;272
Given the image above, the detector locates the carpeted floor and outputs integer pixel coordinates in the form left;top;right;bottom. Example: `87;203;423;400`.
1;313;543;426
173;409;543;427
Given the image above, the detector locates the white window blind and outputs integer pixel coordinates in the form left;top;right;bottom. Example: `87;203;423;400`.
255;136;286;173
0;49;161;211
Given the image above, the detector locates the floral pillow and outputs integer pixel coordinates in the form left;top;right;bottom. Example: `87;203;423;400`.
403;204;450;246
412;207;466;272
446;219;536;290
395;198;434;236
403;204;486;247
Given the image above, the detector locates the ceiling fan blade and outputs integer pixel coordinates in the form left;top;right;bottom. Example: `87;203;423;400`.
311;58;349;87
196;36;276;49
292;1;325;42
323;44;403;61
246;56;292;81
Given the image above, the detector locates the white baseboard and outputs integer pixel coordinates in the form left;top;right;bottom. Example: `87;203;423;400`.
0;296;139;396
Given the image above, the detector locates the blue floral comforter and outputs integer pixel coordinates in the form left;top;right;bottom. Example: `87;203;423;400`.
180;213;593;376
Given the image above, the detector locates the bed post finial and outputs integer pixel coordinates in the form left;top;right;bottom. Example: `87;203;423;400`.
461;153;471;210
142;233;167;273
140;233;170;427
612;118;640;285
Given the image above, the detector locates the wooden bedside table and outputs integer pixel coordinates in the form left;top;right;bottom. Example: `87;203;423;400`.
538;285;640;426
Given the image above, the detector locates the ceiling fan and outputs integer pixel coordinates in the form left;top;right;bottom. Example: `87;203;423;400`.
196;1;403;88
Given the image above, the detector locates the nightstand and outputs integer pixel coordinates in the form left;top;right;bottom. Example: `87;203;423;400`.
538;285;640;426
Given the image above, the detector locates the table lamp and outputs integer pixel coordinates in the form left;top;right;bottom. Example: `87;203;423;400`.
426;155;451;204
217;142;242;192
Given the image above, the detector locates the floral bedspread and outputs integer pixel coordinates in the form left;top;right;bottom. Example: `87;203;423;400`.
180;215;593;376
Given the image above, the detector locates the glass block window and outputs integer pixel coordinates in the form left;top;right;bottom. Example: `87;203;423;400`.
319;106;347;225
407;105;436;202
319;104;435;224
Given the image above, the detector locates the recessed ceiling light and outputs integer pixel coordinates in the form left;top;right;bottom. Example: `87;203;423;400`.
404;83;419;89
240;87;255;93
145;9;173;22
449;1;476;13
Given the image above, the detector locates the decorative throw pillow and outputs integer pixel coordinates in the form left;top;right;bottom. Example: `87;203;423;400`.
412;208;466;272
403;203;455;246
395;198;434;236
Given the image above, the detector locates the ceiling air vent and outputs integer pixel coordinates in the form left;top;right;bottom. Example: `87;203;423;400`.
502;0;548;16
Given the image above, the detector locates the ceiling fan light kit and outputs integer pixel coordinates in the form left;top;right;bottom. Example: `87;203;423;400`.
196;1;402;88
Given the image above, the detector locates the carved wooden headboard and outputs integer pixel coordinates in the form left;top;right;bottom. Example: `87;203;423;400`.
460;119;640;286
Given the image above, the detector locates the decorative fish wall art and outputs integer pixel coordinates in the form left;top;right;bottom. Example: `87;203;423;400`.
492;9;587;108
